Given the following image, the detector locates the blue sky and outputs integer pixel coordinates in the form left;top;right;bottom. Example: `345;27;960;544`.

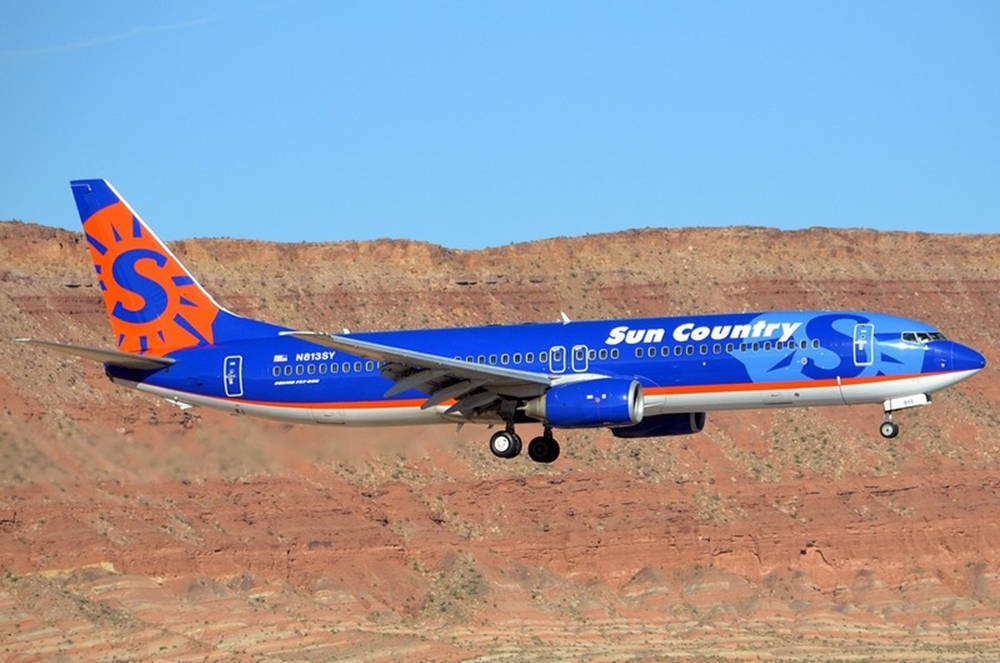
2;1;997;248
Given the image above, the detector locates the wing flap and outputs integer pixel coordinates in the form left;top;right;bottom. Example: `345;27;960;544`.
15;338;175;370
383;368;448;397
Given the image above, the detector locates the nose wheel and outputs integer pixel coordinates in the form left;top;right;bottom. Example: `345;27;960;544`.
880;420;899;439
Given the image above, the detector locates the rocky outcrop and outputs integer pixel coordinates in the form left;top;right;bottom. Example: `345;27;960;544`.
1;220;998;660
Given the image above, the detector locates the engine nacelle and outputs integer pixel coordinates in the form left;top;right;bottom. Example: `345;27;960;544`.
524;378;644;428
611;412;706;438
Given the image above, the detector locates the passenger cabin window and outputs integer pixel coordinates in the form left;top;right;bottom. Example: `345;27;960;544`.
764;342;771;351
489;354;497;365
634;347;643;358
800;340;807;350
588;349;596;360
539;351;548;363
272;366;280;377
478;355;486;364
319;363;327;374
699;345;707;355
307;364;316;375
366;361;374;372
330;363;338;373
713;343;721;354
599;348;608;360
513;352;522;363
674;346;682;356
526;352;535;363
686;346;694;356
725;343;734;353
610;348;619;359
342;362;351;373
812;339;820;349
295;364;304;375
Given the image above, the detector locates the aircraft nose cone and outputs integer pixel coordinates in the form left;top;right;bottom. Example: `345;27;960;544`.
952;342;986;372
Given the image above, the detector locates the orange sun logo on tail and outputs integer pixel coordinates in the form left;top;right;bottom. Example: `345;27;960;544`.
78;190;220;356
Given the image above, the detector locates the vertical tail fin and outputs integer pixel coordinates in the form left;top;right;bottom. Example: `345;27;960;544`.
71;179;282;355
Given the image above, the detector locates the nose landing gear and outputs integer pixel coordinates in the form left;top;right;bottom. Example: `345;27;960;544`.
488;425;560;463
878;394;930;439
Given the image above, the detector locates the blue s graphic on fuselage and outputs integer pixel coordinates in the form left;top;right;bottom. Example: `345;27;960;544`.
801;313;870;380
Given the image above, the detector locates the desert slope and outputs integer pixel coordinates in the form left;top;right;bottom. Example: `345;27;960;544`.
1;220;999;661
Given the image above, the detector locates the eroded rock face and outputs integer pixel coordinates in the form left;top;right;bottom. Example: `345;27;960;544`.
2;220;999;660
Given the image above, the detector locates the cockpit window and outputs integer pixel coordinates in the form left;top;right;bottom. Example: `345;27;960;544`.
902;331;946;344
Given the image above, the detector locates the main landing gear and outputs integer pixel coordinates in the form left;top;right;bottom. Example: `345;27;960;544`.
489;425;560;463
489;427;521;459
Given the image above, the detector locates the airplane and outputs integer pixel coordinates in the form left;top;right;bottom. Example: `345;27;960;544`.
16;179;987;464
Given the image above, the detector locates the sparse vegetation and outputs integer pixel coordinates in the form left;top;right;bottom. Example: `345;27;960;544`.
2;223;1000;659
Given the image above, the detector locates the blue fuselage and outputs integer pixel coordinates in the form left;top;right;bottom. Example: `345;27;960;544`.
111;309;985;427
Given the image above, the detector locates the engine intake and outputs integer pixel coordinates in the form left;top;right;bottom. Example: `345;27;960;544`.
611;412;706;438
524;378;644;428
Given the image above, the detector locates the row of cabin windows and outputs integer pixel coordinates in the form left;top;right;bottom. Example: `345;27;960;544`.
270;338;823;377
633;338;821;358
452;348;622;365
272;360;376;377
452;339;821;365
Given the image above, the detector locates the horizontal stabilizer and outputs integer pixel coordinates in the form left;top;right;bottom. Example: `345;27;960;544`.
14;338;175;370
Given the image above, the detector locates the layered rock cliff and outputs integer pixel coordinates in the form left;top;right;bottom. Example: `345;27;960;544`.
1;221;998;660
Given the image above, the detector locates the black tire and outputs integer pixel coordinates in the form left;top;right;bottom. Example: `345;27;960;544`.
543;438;560;463
490;430;521;458
528;436;560;463
879;421;899;439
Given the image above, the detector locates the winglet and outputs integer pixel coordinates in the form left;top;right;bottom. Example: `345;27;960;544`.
560;311;571;325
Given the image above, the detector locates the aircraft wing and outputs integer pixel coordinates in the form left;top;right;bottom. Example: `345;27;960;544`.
14;338;175;370
285;331;554;416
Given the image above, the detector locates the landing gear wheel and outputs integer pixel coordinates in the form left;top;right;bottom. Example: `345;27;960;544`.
489;430;522;458
527;436;560;464
880;421;899;439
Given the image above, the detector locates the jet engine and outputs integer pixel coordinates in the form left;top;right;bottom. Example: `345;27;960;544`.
524;378;644;427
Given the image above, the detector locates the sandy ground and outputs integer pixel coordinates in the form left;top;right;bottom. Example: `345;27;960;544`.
1;221;999;661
